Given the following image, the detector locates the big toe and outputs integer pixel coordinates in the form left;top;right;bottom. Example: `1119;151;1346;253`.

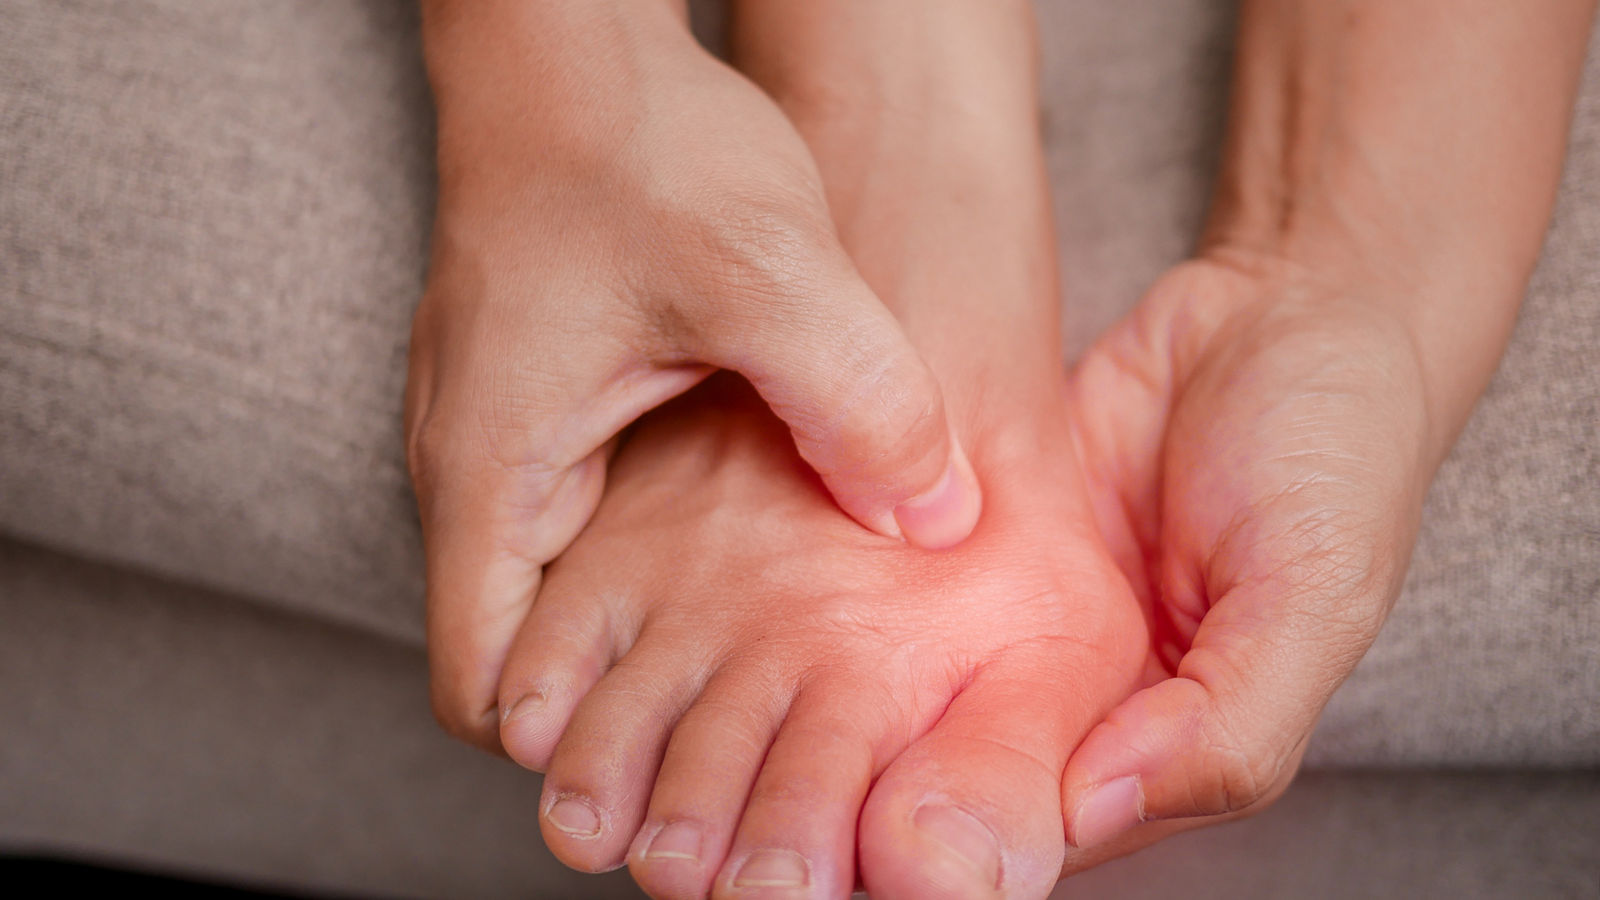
859;644;1129;900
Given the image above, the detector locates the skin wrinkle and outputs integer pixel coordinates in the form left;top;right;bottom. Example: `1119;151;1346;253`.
865;674;966;776
1196;578;1381;690
771;357;931;484
1217;477;1394;615
513;612;610;693
900;655;976;752
989;629;1112;664
677;695;778;762
941;732;1061;788
1179;668;1288;814
1153;592;1205;664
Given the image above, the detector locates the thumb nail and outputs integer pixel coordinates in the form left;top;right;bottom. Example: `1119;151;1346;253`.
893;448;981;550
1071;775;1144;849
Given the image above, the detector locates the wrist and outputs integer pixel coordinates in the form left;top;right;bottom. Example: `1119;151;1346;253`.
1198;0;1593;453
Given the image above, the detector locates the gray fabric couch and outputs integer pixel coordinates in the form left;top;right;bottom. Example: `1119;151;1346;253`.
1;2;1595;897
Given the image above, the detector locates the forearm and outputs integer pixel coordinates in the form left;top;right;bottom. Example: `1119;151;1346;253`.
729;0;1059;380
1205;0;1595;441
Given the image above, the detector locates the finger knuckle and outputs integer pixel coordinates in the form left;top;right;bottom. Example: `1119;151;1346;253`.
1195;712;1285;816
407;382;570;489
826;353;946;478
406;409;457;489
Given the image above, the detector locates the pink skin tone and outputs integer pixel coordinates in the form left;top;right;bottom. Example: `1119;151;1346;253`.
407;0;1597;895
494;8;1153;895
506;375;1145;898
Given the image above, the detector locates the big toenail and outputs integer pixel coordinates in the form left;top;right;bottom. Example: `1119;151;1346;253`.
546;797;602;838
914;804;1001;889
732;849;810;887
643;821;701;862
501;691;545;725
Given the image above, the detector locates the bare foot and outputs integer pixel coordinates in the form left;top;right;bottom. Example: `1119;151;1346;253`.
498;367;1145;900
494;75;1147;900
491;5;1145;897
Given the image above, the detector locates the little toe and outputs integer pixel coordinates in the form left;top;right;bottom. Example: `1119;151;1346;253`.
628;658;793;900
539;631;715;873
859;647;1123;900
496;573;621;773
711;676;895;900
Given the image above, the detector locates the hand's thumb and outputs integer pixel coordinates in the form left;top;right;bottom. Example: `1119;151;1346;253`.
1061;639;1337;849
705;261;981;549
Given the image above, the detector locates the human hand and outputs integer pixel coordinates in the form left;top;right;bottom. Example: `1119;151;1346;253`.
406;0;979;748
1058;255;1439;859
1054;0;1592;860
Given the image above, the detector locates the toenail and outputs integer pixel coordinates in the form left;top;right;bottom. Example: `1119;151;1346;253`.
732;849;810;887
546;797;602;838
913;803;1001;889
501;691;545;725
643;821;701;862
1070;775;1144;849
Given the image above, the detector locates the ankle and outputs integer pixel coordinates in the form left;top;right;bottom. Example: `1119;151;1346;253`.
731;1;1040;154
